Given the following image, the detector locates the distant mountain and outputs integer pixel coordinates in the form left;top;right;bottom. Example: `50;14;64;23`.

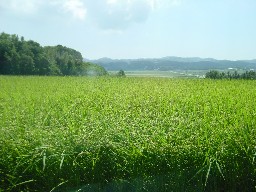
86;57;256;71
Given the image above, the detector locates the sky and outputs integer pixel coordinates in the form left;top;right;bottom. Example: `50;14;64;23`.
0;0;256;60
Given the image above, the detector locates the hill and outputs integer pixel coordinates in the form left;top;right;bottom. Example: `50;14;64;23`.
88;57;256;71
0;32;107;76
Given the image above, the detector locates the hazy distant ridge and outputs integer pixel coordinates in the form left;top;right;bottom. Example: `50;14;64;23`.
86;57;256;71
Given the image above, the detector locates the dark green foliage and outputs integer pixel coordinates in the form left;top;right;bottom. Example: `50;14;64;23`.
205;70;256;79
0;32;107;76
205;70;224;79
116;69;126;77
44;45;83;76
241;70;256;79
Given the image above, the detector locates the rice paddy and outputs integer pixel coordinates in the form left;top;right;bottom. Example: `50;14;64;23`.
0;76;255;191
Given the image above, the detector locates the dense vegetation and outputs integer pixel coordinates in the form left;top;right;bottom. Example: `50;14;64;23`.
0;76;255;191
116;69;126;77
0;32;107;76
205;70;256;79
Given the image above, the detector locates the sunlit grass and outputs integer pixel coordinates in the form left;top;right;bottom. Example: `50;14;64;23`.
0;76;255;191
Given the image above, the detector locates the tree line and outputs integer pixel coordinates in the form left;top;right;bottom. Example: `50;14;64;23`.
205;70;256;79
0;32;107;76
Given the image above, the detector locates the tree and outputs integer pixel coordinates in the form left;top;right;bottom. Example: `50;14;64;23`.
205;70;256;80
205;70;220;79
232;71;240;79
0;32;108;76
19;54;35;75
116;69;126;77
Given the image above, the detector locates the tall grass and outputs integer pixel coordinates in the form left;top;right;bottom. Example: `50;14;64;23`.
0;76;255;191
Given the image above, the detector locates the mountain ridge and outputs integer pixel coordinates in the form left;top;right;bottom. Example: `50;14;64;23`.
85;56;256;71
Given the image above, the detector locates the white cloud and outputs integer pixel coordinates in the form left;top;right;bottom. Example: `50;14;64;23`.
85;0;153;30
0;0;181;28
0;0;87;20
0;0;43;14
62;0;87;20
84;0;182;30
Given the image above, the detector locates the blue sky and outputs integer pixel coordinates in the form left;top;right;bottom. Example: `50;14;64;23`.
1;0;256;60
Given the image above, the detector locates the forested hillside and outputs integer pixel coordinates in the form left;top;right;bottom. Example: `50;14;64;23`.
0;32;107;76
90;57;256;71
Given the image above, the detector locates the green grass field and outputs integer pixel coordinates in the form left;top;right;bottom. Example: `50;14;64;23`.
0;76;255;191
110;70;206;78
